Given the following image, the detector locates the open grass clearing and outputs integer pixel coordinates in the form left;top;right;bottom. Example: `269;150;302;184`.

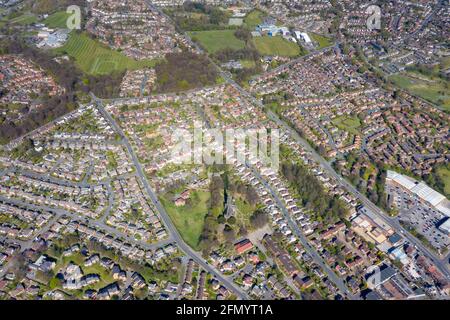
252;36;302;57
54;32;157;75
389;73;450;111
160;190;210;250
331;115;361;135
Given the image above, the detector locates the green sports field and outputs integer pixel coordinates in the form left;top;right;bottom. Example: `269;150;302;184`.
55;32;157;75
44;11;71;28
252;36;303;57
188;30;245;54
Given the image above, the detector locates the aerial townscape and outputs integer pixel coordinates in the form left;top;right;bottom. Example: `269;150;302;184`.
0;0;449;304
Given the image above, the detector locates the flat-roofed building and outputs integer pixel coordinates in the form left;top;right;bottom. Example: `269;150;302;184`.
386;170;450;217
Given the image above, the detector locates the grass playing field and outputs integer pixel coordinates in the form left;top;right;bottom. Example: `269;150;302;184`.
188;30;245;54
55;32;157;75
389;73;450;111
160;191;210;250
10;13;37;25
331;115;361;135
44;11;71;28
252;36;302;57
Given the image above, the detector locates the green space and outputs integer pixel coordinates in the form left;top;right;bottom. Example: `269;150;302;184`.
240;59;256;68
389;73;450;111
436;166;450;196
188;30;245;53
442;57;450;69
252;36;303;57
244;9;266;28
160;190;210;250
0;214;29;229
43;11;71;28
55;32;157;75
10;13;37;25
331;115;361;135
310;33;333;49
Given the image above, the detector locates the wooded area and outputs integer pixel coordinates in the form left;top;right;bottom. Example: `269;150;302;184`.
154;52;218;93
282;162;348;225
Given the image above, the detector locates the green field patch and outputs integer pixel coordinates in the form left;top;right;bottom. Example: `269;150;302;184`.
188;30;245;53
55;32;157;75
310;33;333;49
331;115;361;135
240;59;256;68
160;190;210;250
244;9;266;28
44;11;71;28
234;197;257;228
252;36;302;57
10;13;37;25
389;73;450;111
436;167;450;196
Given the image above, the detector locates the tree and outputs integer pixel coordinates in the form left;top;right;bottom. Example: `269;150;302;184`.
227;216;236;225
238;226;248;237
281;162;348;225
217;215;226;224
234;28;251;42
223;224;236;243
250;210;268;229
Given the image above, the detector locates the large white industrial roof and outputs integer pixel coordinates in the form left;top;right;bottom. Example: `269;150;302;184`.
411;182;446;207
387;170;449;215
387;170;416;190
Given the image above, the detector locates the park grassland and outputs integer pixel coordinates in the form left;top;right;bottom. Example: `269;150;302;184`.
55;32;157;75
252;36;303;57
389;73;450;111
310;33;333;49
44;11;71;28
188;30;245;53
436;166;450;196
9;13;37;25
160;190;210;251
244;9;266;28
331;115;361;135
